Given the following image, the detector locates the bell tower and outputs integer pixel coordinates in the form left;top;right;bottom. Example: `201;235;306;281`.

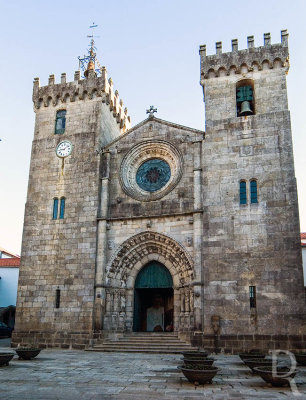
12;40;130;348
199;31;305;337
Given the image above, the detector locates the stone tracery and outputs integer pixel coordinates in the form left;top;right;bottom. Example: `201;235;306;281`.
106;231;194;288
119;140;183;201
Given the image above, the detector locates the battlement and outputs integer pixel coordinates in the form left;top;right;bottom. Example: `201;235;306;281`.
200;30;289;80
32;68;131;132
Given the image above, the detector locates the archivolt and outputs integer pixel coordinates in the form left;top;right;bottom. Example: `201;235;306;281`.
106;231;194;288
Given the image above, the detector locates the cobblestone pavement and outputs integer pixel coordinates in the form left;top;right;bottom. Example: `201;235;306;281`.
0;344;305;399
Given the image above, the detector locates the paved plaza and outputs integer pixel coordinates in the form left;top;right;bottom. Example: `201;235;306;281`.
0;340;306;400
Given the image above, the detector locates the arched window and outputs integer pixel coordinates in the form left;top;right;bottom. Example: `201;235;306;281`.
240;181;247;205
59;197;65;219
250;180;258;203
236;80;254;117
52;198;59;219
55;110;66;134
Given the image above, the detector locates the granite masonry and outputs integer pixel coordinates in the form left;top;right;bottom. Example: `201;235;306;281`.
12;30;306;352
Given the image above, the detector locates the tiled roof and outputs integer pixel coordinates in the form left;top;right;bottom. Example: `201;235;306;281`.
0;257;20;267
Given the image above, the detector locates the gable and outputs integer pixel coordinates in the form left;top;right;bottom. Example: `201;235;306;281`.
103;116;204;150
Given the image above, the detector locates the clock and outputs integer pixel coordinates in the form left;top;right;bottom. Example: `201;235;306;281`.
56;141;72;158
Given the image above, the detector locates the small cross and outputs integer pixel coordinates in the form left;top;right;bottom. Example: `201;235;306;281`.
146;105;157;117
87;22;99;39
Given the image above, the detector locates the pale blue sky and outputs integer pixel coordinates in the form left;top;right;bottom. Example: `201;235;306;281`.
1;0;305;254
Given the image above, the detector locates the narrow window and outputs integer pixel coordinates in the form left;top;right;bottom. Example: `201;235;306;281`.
55;110;66;134
55;287;61;308
240;181;247;205
59;197;65;219
249;286;256;308
236;82;254;117
53;198;59;219
250;180;258;203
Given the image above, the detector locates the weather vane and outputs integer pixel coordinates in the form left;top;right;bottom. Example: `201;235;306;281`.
146;105;157;117
78;23;103;78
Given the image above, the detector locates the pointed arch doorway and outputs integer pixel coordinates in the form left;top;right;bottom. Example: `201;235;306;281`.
133;261;174;332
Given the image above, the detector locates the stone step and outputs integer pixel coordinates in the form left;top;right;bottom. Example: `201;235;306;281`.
90;332;197;354
117;333;179;336
88;345;197;353
100;342;192;348
87;347;195;354
112;338;187;343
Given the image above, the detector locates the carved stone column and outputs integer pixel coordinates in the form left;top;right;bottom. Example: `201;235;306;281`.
180;287;185;330
104;289;112;330
184;287;191;330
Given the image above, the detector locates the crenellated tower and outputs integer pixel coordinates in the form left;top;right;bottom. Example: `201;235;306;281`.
200;30;305;338
13;47;130;347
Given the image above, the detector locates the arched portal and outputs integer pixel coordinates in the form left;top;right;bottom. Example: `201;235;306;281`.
103;231;195;332
134;261;173;332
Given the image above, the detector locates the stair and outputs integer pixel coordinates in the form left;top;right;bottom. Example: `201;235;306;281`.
87;332;199;354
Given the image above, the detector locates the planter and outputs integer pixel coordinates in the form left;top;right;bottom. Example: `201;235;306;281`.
0;353;14;367
179;365;220;384
239;353;265;361
244;358;273;372
181;351;208;359
253;366;296;387
293;353;306;366
182;357;215;366
14;348;41;360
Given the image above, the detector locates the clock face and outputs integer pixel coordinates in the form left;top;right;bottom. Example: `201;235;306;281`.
56;141;72;158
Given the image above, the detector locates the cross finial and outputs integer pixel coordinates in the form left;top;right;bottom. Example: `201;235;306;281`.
78;23;103;78
146;105;157;117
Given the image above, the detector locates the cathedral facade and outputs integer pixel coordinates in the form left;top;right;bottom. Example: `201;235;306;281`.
12;30;306;352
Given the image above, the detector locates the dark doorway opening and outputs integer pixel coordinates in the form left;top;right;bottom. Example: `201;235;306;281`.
133;261;173;332
134;288;173;332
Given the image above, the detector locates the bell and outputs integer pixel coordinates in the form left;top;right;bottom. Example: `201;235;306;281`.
239;101;253;116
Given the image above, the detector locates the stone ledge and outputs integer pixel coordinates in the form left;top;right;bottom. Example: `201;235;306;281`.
189;333;306;354
11;331;92;350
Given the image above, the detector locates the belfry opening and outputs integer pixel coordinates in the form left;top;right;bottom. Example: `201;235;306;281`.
133;261;174;332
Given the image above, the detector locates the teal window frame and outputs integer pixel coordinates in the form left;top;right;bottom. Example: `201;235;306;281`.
250;180;258;203
249;286;256;308
59;197;65;219
240;181;247;205
53;198;59;219
55;110;66;134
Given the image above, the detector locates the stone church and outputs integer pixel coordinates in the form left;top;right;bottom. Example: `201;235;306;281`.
12;30;306;352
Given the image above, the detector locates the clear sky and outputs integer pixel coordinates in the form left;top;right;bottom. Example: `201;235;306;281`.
0;0;305;254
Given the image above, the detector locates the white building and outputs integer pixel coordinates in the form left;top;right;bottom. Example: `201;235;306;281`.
0;248;20;307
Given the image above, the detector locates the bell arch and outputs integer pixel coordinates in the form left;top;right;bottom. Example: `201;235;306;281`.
103;231;195;332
